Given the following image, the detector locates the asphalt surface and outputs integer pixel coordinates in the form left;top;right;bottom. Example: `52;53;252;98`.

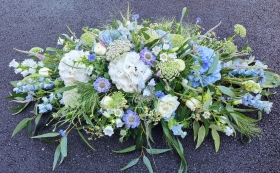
1;0;280;172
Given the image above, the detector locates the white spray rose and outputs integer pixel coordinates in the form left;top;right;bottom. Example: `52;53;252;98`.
157;94;180;118
94;43;107;55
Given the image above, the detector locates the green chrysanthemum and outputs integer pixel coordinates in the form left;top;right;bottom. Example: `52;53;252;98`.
80;32;95;47
106;40;132;61
156;59;180;80
224;41;237;54
234;24;246;38
168;34;185;48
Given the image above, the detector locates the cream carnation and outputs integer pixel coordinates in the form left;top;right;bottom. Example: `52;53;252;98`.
157;94;180;118
108;52;152;93
58;50;91;86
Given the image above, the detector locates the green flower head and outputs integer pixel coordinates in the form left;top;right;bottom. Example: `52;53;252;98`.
224;41;237;54
242;80;262;94
156;59;180;80
234;24;246;38
80;32;95;47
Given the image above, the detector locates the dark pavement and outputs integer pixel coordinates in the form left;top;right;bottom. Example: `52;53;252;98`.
1;0;279;172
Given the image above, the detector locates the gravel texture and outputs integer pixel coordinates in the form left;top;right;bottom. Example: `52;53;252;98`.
0;0;279;172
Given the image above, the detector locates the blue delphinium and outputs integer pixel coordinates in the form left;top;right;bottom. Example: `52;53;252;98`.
196;17;202;23
131;14;139;20
242;94;273;114
154;90;165;99
188;46;222;88
37;93;56;113
171;124;187;138
93;77;111;93
122;110;140;128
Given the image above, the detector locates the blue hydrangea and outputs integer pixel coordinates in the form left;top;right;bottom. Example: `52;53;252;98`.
188;46;222;88
98;30;121;44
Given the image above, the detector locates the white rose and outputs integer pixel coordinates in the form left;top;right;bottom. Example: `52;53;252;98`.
94;43;107;55
100;96;113;109
39;67;51;77
103;126;114;136
9;59;19;68
116;119;124;128
174;59;185;71
157;94;180;118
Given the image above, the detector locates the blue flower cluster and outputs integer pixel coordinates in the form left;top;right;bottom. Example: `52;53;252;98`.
154;90;165;99
242;94;273;114
171;124;187;138
98;30;120;44
229;61;266;84
37;93;64;113
188;46;222;87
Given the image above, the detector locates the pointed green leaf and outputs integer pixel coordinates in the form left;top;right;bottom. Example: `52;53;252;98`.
217;86;236;98
180;7;188;26
10;102;30;115
178;161;185;173
136;127;143;150
211;129;220;152
77;130;95;151
207;53;219;75
61;137;67;157
120;158;139;171
142;32;150;40
143;156;153;173
52;144;61;171
82;113;94;128
12;118;31;137
54;85;76;94
147;124;154;143
196;125;206;149
112;145;136;153
193;121;200;141
146;148;171;154
26;120;31;136
31;132;60;138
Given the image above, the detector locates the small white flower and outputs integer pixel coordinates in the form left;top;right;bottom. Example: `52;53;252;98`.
181;79;188;87
57;37;65;45
116;119;124;128
224;126;234;136
14;68;22;74
94;43;107;55
180;131;187;138
39;67;51;77
21;70;29;77
114;109;124;117
9;59;19;68
160;53;168;62
147;78;156;87
143;88;151;96
162;42;170;50
202;111;211;119
103;126;114;136
186;100;195;111
28;68;36;74
152;46;162;56
168;52;177;59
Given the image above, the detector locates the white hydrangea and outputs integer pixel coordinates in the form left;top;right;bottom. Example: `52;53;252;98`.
108;52;152;93
58;50;92;86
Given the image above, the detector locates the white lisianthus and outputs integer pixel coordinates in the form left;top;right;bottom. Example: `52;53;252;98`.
186;100;195;111
160;53;168;62
94;43;107;55
157;94;180;118
103;126;114;136
21;70;29;77
100;96;113;109
174;59;185;71
224;126;234;136
14;68;22;74
39;67;51;77
152;46;162;56
9;59;19;68
116;119;124;128
108;52;152;93
58;50;90;86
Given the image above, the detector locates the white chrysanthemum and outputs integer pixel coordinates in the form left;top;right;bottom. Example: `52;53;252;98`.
58;50;91;86
108;52;152;93
62;88;81;108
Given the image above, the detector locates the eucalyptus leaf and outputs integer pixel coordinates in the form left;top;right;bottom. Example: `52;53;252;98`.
120;158;139;171
31;132;60;138
217;86;236;98
211;129;220;152
12;118;31;137
112;145;136;153
193;121;200;141
52;144;61;171
196;125;205;149
61;137;67;157
143;156;153;173
146;148;171;154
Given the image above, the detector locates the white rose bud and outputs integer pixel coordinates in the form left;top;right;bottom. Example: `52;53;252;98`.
39;67;51;77
174;59;185;71
94;43;107;55
190;97;201;108
100;96;113;109
186;100;195;111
